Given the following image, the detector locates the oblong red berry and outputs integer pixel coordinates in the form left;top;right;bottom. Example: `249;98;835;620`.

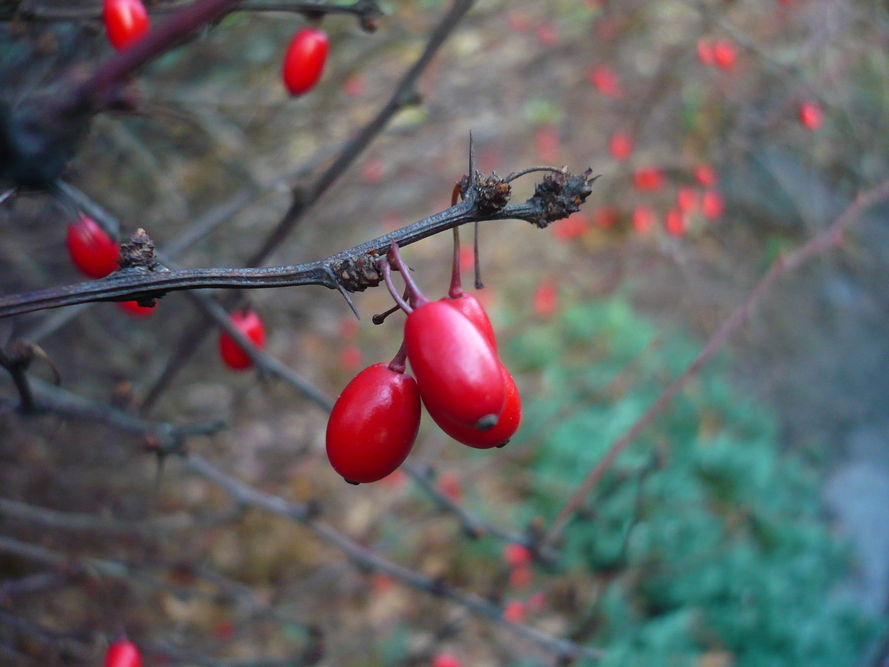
66;215;120;279
405;301;505;429
440;293;497;351
282;28;329;96
425;364;521;449
218;310;267;371
105;639;142;667
103;0;150;51
326;363;421;484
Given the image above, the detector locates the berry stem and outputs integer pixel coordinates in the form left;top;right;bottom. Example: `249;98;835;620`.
378;256;412;314
473;221;484;290
448;182;464;298
387;341;408;374
387;241;428;308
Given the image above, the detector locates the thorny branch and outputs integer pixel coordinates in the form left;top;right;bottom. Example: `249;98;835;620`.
0;168;595;317
540;177;889;549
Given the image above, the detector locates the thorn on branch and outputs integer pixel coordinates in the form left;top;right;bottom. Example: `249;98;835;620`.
118;228;161;272
525;168;598;229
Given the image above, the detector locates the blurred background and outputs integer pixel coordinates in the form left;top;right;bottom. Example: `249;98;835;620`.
2;0;889;664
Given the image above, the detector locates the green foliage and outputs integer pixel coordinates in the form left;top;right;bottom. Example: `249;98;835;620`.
506;295;875;666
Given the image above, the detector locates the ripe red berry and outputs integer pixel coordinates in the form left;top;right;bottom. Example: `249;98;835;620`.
665;208;686;237
533;280;558;317
282;28;328;96
103;0;150;51
504;543;532;568
633;167;664;191
503;599;527;623
609;131;633;161
117;300;156;317
326;363;421;484
694;164;718;188
701;190;724;220
405;301;505;429
425;364;521;449
676;186;698;213
218;310;267;371
440;294;497;351
66;215;120;279
588;65;622;98
798;101;823;131
105;639;142;667
632;205;655;234
432;653;463;667
552;213;589;242
712;40;737;70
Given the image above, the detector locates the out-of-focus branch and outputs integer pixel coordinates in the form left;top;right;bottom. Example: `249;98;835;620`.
541;178;889;549
185;454;604;663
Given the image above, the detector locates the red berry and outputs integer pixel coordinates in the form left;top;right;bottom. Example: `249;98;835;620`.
103;0;149;51
405;301;505;429
117;300;156;317
432;653;463;667
609;131;633;161
697;39;715;66
218;310;266;371
712;40;737;70
632;205;655;234
440;294;497;351
66;215;120;279
533;280;558;317
665;208;686;237
326;363;421;484
552;213;589;242
105;639;142;667
282;28;328;96
504;543;532;568
437;472;463;502
588;65;622;98
503;600;527;623
701;190;724;220
694;164;718;188
509;565;533;589
593;206;619;229
798;101;823;131
425;364;521;449
535;125;559;162
633;167;664;191
676;186;698;213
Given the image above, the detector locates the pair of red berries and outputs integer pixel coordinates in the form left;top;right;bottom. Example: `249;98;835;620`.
103;0;149;50
326;244;522;484
105;639;142;667
66;215;156;317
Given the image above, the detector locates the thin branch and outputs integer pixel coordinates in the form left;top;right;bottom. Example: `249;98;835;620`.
184;454;604;662
540;178;889;549
1;376;225;450
0;168;595;318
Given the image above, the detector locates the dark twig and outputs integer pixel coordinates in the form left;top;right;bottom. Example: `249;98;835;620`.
541;178;889;549
184;454;604;662
0;168;595;317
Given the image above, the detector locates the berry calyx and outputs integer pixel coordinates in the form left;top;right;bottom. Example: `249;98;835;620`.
105;639;143;667
424;363;520;448
103;0;150;51
218;310;267;371
282;28;329;96
326;361;421;484
66;215;120;279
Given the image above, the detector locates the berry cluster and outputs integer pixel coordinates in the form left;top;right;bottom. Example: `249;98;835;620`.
326;232;522;485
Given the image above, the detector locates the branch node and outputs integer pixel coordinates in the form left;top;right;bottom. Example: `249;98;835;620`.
327;253;382;293
526;169;598;229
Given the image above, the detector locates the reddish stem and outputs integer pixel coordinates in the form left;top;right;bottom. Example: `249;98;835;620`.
387;242;428;308
387;341;408;374
448;182;464;298
378;258;412;314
